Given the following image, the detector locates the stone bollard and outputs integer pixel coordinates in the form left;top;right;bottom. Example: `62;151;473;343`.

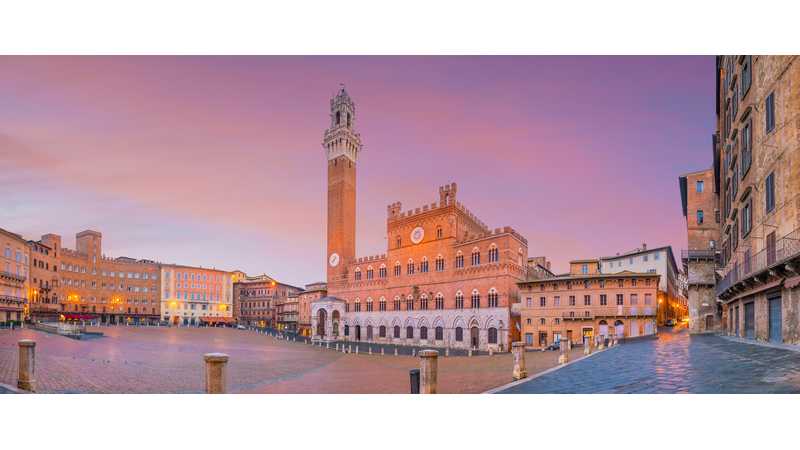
369;347;372;355
512;341;527;380
419;350;439;394
584;338;593;356
326;342;329;349
335;343;339;351
412;349;416;357
445;348;450;357
558;340;570;365
355;346;359;355
203;353;229;394
17;340;36;392
598;338;605;350
394;348;398;356
488;347;494;356
381;347;385;356
468;349;473;357
348;345;352;353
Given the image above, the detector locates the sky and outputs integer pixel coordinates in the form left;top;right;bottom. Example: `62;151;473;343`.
0;56;715;286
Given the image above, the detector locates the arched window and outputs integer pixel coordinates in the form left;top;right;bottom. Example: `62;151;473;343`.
435;292;444;309
420;294;429;310
393;295;401;310
455;251;464;268
471;289;481;309
455;291;464;309
366;266;374;280
420;326;428;340
344;325;350;336
435;254;445;271
436;226;443;239
379;325;386;338
406;326;414;339
336;111;341;125
379;264;387;278
366;297;374;312
354;267;362;281
394;261;401;277
379;297;387;311
367;325;373;340
435;326;444;340
488;244;499;263
407;258;415;275
488;327;498;344
488;288;499;308
354;298;361;312
471;247;481;266
420;257;429;273
455;326;463;342
393;325;400;338
396;236;402;248
406;294;414;311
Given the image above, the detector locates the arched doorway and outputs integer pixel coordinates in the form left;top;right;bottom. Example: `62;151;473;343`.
317;309;327;337
366;325;373;340
470;326;479;349
598;320;609;337
355;325;361;341
488;327;498;344
332;310;340;337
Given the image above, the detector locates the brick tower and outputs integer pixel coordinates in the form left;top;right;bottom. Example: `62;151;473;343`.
324;85;362;287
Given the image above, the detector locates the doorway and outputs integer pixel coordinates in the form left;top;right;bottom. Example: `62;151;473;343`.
744;302;755;339
769;296;782;343
470;326;479;349
355;325;362;341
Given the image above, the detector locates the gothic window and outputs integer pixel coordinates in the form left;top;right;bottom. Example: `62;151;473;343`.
396;236;402;248
406;295;414;311
420;294;429;310
394;262;401;277
471;248;481;266
366;298;373;312
436;226;443;239
455;291;464;309
407;259;415;275
435;255;445;271
379;297;386;311
435;326;444;340
379;325;386;338
455;251;464;269
435;293;444;310
354;298;361;312
393;296;401;310
471;289;481;308
488;288;499;308
420;326;428;340
354;268;361;281
379;264;387;278
420;257;429;273
366;267;373;280
488;245;499;263
455;327;463;342
488;327;498;344
344;325;349;336
406;326;414;339
394;325;400;338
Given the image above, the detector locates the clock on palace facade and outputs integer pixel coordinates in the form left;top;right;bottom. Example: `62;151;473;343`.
328;252;340;267
410;226;425;244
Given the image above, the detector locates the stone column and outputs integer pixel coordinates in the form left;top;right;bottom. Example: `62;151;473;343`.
512;341;527;380
419;349;439;394
17;340;36;392
584;337;593;355
203;353;229;394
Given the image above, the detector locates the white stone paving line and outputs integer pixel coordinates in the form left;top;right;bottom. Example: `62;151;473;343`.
482;345;616;394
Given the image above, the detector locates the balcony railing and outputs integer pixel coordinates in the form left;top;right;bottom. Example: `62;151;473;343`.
561;306;656;320
681;249;719;262
717;227;800;297
0;295;27;309
0;270;27;283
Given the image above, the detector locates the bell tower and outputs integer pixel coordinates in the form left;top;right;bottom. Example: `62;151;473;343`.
324;85;362;286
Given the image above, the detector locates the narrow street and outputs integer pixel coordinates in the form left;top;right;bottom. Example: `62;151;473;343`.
499;326;800;393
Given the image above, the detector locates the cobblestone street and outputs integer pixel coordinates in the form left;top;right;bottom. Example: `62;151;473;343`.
0;326;581;393
498;326;800;393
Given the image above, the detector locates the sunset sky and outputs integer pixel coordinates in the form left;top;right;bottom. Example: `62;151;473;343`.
0;56;714;286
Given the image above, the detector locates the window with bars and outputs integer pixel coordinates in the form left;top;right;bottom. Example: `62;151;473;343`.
488;246;499;262
471;250;481;266
455;253;464;268
394;263;401;277
420;259;429;273
471;291;481;308
488;290;498;308
379;266;387;278
420;296;429;310
455;292;464;309
379;299;386;311
435;294;444;310
435;256;445;271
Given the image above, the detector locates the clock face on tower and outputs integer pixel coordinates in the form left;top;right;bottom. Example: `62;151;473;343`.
410;226;425;244
329;253;340;267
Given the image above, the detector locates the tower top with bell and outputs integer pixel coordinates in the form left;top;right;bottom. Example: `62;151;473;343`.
323;84;362;163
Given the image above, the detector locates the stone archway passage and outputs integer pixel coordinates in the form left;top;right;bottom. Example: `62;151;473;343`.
332;310;340;337
470;326;479;349
317;309;327;337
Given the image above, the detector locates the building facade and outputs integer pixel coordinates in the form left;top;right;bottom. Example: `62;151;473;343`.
161;264;233;326
276;292;299;332
518;259;659;349
233;274;302;328
680;168;722;333
27;235;61;321
713;55;800;344
56;231;162;324
297;282;326;336
312;87;528;351
1;228;29;325
599;244;685;325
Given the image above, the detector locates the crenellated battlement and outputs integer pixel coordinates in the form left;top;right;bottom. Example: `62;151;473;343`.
456;226;528;246
353;253;387;265
386;182;489;232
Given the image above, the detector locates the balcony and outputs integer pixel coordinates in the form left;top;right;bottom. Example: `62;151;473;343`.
0;295;27;310
561;306;656;320
0;270;27;284
717;227;800;299
681;249;719;263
